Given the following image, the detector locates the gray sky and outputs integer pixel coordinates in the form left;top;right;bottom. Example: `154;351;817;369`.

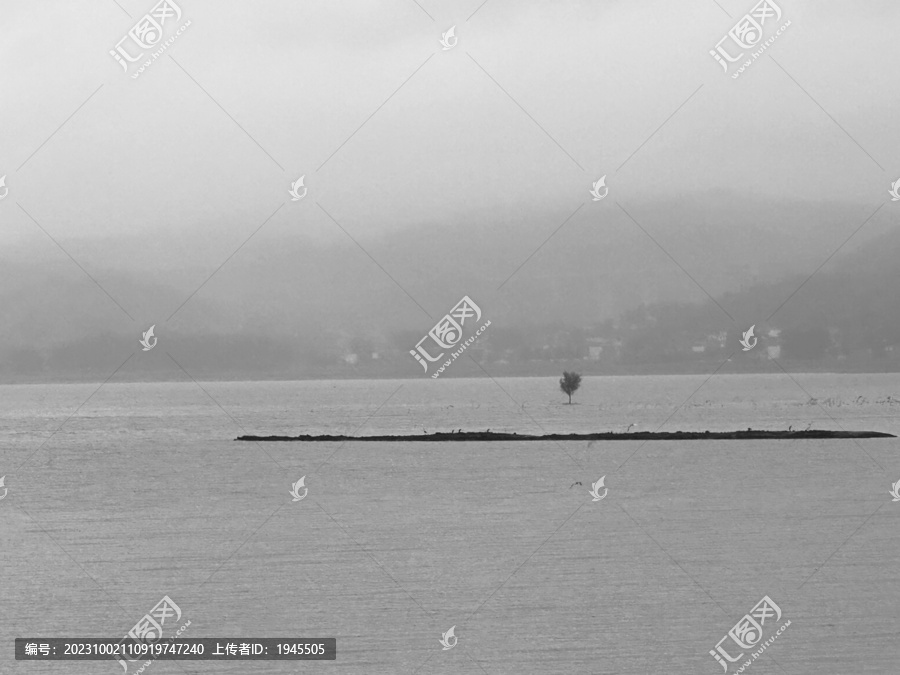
2;0;897;250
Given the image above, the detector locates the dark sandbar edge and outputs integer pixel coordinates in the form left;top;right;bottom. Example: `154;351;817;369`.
236;430;895;442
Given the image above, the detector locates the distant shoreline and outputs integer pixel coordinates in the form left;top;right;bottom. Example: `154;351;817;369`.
4;370;900;386
236;429;895;442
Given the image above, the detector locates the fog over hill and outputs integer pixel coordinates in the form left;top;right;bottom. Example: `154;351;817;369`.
1;193;894;381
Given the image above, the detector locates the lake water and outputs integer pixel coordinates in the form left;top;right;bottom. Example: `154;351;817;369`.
2;374;899;674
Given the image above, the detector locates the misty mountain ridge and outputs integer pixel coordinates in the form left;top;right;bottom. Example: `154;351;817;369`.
1;193;894;379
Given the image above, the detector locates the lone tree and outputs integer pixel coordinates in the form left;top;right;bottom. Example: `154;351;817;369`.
559;371;582;404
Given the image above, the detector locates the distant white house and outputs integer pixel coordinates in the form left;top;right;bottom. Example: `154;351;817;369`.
586;337;605;361
707;331;728;347
766;327;782;359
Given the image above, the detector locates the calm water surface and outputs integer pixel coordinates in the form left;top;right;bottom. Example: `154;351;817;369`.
2;374;898;673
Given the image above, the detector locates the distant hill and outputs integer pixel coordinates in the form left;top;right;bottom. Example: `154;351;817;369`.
612;210;900;369
0;194;893;380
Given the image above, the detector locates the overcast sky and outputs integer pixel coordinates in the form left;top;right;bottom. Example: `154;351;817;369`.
1;0;897;252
